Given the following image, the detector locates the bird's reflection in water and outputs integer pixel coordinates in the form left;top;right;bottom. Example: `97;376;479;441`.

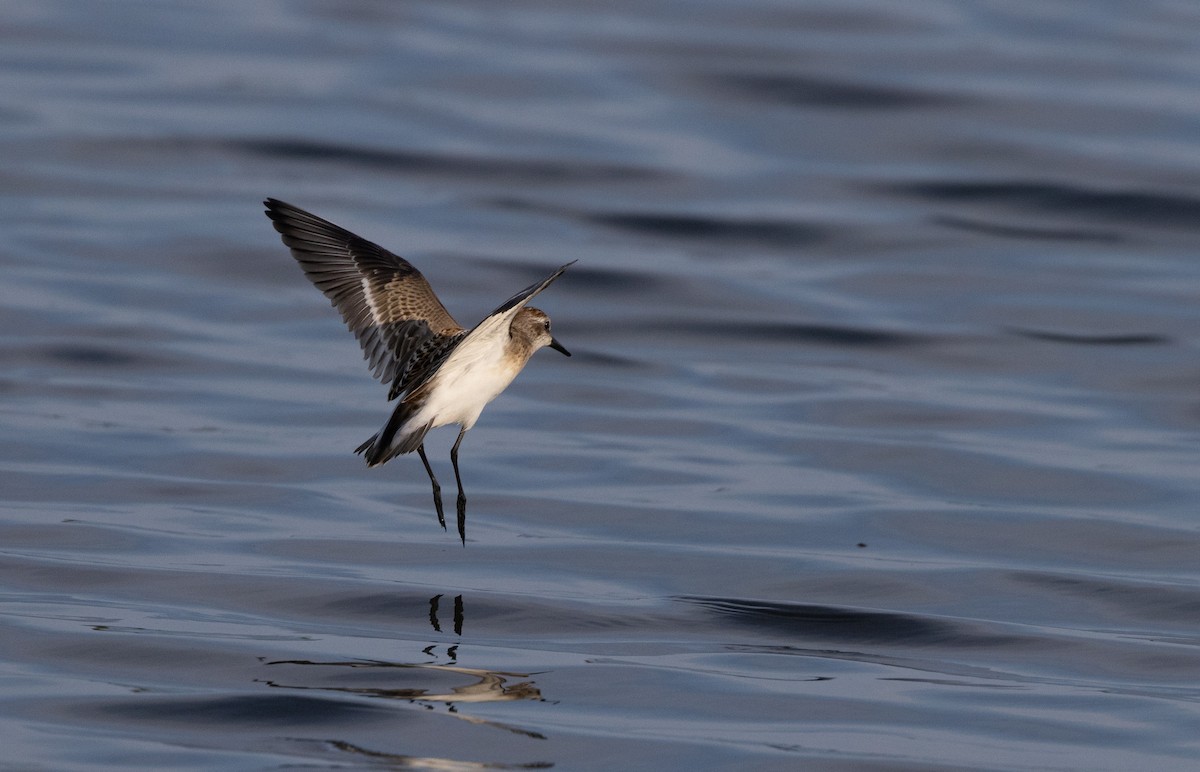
262;660;543;710
295;738;553;769
428;593;464;637
260;594;545;739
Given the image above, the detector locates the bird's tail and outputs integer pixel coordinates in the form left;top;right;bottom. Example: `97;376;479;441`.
355;400;432;467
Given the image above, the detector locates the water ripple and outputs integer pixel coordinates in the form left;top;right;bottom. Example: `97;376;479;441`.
234;138;661;184
894;180;1200;230
699;72;961;109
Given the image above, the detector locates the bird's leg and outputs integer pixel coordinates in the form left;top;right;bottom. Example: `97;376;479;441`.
450;427;468;545
417;444;445;530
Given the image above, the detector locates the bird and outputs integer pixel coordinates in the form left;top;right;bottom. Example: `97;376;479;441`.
264;198;573;543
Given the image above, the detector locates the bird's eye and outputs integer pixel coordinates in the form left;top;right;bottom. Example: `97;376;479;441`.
543;320;551;330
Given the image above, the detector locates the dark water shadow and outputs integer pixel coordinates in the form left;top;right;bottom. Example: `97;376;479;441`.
487;196;830;249
697;71;962;110
234;138;660;184
891;180;1200;230
1006;328;1170;346
933;214;1122;243
584;211;829;248
597;319;930;348
681;595;1031;648
88;694;389;727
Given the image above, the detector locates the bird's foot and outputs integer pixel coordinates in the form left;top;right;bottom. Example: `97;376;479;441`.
456;492;467;545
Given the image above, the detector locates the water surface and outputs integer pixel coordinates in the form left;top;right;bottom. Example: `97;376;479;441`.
2;1;1199;769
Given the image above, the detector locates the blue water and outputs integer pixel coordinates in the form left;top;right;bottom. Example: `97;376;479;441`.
3;1;1200;769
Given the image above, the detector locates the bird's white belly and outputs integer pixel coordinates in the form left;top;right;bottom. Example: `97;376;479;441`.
409;350;521;432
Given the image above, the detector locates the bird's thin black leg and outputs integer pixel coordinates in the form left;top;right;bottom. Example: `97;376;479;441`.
450;428;468;545
417;444;445;530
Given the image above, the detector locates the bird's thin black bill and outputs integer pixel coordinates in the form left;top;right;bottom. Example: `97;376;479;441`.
550;337;571;356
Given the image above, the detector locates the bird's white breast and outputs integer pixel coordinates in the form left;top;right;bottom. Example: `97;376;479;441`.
408;323;523;431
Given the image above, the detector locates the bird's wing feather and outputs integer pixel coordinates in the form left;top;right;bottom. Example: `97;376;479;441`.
265;198;466;396
485;261;576;318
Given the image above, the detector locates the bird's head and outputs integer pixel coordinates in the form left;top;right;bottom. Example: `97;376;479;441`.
513;307;570;356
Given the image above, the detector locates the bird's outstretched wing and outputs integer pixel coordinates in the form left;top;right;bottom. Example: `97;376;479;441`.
265;198;466;399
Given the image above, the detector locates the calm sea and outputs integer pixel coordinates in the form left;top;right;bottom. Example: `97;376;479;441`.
2;1;1199;769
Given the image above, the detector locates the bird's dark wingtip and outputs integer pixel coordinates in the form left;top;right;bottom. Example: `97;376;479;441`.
263;197;290;223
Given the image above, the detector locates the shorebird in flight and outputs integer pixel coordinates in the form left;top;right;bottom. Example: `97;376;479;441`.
265;199;572;543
